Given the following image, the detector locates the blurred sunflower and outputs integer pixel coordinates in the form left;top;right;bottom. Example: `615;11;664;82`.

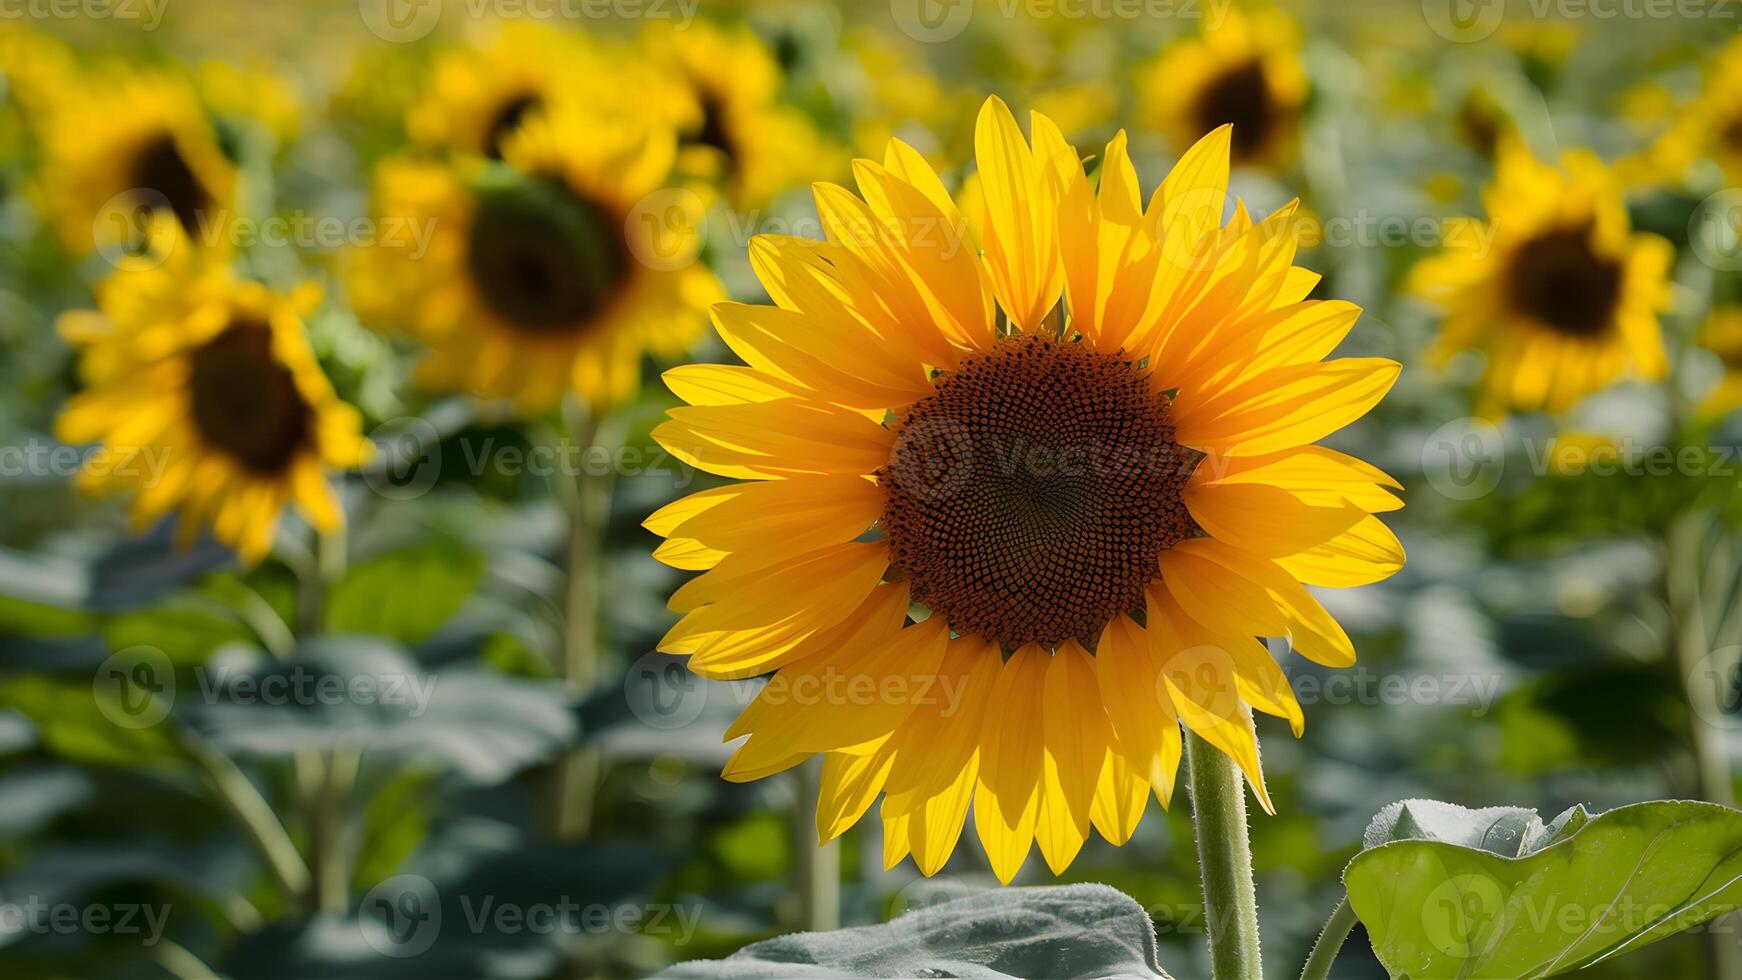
407;23;649;161
1412;140;1672;416
1144;8;1306;170
56;220;367;562
0;25;73;146
648;99;1403;881
37;69;235;256
1698;308;1742;419
1622;36;1742;189
644;19;840;209
350;108;721;414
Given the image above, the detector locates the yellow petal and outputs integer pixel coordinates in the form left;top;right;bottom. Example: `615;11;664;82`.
973;644;1048;883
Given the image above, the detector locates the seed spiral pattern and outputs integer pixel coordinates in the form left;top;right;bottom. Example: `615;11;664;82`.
880;334;1198;649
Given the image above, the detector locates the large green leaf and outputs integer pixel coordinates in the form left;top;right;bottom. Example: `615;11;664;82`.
1346;799;1742;978
658;884;1172;979
185;636;575;784
324;541;486;644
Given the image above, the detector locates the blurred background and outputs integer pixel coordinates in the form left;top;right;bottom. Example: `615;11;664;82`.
3;0;1742;977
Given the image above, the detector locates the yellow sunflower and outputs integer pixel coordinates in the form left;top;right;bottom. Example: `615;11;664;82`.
36;68;236;256
1698;308;1742;419
1144;8;1306;170
1411;140;1672;417
1621;36;1742;189
643;19;841;209
407;23;654;161
56;220;368;563
350;107;721;415
646;98;1404;882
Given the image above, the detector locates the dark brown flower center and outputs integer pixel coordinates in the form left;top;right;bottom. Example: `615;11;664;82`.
687;88;738;175
1505;225;1623;338
482;93;541;160
1194;59;1276;161
465;174;627;335
188;320;311;474
879;335;1197;649
130;133;211;235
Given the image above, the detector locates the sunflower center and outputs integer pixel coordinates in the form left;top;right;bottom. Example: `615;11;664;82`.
1194;59;1275;160
465;174;626;334
1505;225;1622;338
130;133;210;235
686;87;737;174
187;320;311;474
482;93;540;160
879;334;1197;649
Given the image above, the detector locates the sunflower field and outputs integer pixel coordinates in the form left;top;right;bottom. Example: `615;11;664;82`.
5;1;1742;978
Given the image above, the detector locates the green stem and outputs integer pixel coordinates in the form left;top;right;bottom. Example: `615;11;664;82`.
1667;511;1734;808
306;749;359;913
1299;896;1356;980
184;736;310;900
790;757;840;932
547;397;614;840
151;938;219;980
1186;729;1263;980
1664;511;1742;980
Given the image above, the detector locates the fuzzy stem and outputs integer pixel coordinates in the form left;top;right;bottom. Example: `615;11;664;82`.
1299;896;1356;980
1186;729;1263;980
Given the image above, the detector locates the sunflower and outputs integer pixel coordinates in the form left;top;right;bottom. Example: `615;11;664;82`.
1698;307;1742;419
1411;140;1672;417
350;107;721;414
36;68;236;256
646;99;1404;882
1144;8;1306;170
56;220;367;563
643;19;841;209
1621;36;1742;189
407;23;655;161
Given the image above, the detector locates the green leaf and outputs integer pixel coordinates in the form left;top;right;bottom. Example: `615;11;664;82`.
102;603;253;665
1346;799;1742;978
186;636;576;784
324;541;486;644
0;676;189;770
658;884;1172;979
